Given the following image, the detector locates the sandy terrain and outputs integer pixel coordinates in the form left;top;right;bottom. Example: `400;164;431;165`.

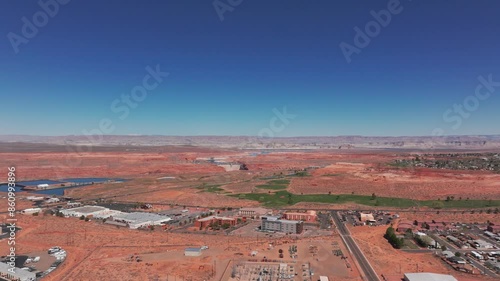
0;213;362;281
0;152;229;181
1;149;499;206
0;146;499;281
289;161;500;200
0;214;288;281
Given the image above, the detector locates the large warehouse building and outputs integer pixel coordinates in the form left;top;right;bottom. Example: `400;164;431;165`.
111;212;172;229
404;273;458;281
61;206;115;218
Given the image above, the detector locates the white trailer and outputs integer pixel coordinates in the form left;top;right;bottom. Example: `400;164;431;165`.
471;251;484;260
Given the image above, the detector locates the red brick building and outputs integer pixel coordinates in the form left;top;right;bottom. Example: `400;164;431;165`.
195;216;240;230
283;210;317;222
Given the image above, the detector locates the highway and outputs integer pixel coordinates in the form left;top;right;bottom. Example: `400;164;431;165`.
332;211;380;281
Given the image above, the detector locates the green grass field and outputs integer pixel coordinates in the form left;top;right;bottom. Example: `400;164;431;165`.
231;191;500;209
255;179;290;190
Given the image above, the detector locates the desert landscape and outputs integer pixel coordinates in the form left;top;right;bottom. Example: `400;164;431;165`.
0;140;499;281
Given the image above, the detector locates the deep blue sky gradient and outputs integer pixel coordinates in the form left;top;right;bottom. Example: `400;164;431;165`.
1;0;499;136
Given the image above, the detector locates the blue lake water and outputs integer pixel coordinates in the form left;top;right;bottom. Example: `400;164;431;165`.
0;184;82;196
62;178;116;183
17;180;63;186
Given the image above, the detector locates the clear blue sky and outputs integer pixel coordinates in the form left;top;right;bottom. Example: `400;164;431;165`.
1;0;499;136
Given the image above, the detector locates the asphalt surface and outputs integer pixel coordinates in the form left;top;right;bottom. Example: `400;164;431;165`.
332;211;380;281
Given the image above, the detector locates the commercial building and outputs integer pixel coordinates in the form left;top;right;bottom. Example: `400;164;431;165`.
184;248;202;257
110;212;172;229
403;273;458;281
194;216;238;230
283;210;317;222
21;208;42;215
359;213;375;222
238;207;269;218
0;262;36;281
261;216;303;234
61;206;113;218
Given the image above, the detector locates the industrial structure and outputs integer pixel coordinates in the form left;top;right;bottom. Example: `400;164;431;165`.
61;205;114;218
61;206;172;229
110;212;172;229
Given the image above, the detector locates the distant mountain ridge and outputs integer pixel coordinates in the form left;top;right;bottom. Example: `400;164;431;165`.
1;135;500;150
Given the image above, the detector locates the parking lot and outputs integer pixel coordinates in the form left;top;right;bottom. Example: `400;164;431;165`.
337;210;396;227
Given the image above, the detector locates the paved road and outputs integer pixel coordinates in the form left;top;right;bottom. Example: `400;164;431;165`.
332;211;380;281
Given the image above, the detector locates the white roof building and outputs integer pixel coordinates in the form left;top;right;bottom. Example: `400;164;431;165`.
22;208;42;215
404;273;458;281
0;262;36;281
61;205;112;218
46;198;60;203
111;212;172;229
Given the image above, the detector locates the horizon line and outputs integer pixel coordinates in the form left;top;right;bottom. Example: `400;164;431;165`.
1;134;500;138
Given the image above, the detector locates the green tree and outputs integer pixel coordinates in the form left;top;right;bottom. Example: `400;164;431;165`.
384;227;404;249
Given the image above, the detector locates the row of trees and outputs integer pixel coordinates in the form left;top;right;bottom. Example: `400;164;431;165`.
384;227;404;249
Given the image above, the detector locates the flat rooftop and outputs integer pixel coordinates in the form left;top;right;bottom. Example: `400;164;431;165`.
113;212;172;223
197;216;235;222
65;205;109;214
404;273;458;281
0;262;36;279
185;248;202;252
